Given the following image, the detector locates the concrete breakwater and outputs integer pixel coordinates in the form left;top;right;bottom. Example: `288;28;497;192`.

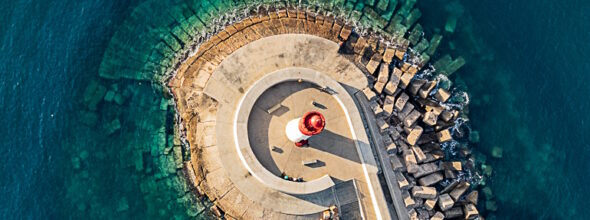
168;5;481;220
91;0;489;219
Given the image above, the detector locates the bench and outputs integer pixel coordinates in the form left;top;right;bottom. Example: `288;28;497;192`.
302;159;318;166
266;103;282;114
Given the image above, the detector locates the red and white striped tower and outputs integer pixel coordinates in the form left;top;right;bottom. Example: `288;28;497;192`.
285;111;326;147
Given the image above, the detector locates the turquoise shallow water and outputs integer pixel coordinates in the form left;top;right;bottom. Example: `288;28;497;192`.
1;0;590;219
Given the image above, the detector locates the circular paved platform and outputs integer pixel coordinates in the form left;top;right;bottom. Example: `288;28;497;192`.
249;80;361;182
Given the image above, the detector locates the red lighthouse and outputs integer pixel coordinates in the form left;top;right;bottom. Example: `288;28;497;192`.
285;111;326;146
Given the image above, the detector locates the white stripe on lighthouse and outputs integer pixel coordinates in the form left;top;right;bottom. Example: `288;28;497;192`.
285;118;309;143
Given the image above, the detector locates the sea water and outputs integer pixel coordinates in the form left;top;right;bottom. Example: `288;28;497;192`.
419;0;590;218
1;0;590;219
1;0;137;218
0;0;211;219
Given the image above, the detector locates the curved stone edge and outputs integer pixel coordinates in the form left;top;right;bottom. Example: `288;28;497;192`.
234;68;336;195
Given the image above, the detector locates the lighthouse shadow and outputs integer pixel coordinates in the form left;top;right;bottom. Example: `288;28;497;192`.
308;130;362;164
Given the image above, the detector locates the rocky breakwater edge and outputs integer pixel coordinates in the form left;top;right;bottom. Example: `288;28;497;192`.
334;13;484;218
355;45;478;219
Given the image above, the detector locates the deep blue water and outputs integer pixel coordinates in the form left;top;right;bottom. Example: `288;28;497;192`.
1;0;590;219
463;1;590;218
0;0;139;218
420;0;590;218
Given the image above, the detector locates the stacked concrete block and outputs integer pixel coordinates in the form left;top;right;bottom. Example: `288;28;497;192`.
374;64;389;93
344;20;479;217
